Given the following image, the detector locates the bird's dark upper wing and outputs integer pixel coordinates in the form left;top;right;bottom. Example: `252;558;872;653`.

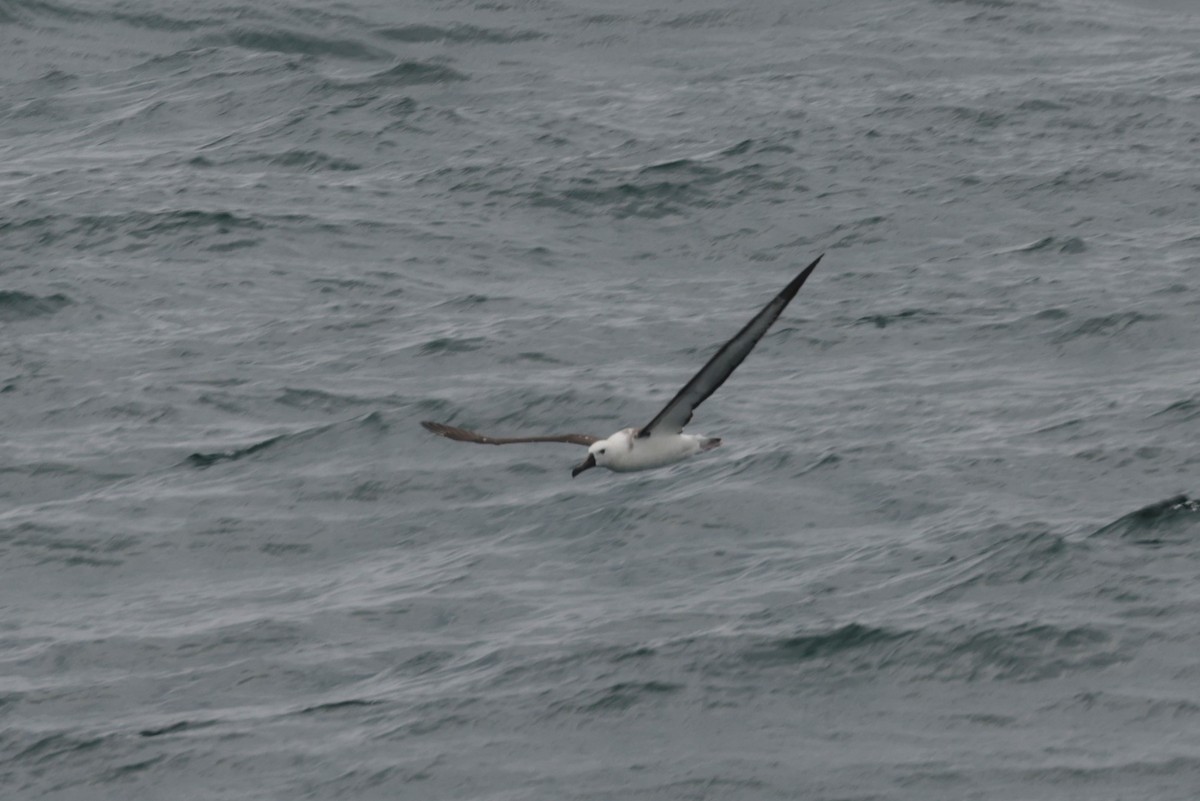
421;421;598;447
638;253;823;437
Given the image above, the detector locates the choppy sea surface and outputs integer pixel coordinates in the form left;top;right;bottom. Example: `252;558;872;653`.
3;0;1200;798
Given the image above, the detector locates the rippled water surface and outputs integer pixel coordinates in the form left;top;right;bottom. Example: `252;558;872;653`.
3;0;1200;798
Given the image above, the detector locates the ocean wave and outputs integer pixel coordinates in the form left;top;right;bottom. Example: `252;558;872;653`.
1009;235;1088;254
854;307;941;329
1149;397;1200;422
322;61;469;91
1090;495;1200;544
741;622;907;666
727;615;1124;683
186;412;388;468
547;680;683;715
1050;311;1158;343
203;28;391;61
0;291;72;321
375;23;545;44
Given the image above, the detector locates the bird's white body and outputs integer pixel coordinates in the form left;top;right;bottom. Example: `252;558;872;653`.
587;428;721;473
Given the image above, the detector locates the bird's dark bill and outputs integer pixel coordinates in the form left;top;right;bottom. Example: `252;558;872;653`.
571;453;596;477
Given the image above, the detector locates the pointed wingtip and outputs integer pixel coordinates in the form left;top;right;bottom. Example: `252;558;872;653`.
793;253;824;282
421;420;457;439
422;420;487;444
780;253;824;300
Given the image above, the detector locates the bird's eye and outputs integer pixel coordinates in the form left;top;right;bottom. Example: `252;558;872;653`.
599;448;606;454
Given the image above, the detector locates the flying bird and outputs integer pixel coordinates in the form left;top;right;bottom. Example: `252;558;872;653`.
422;253;824;477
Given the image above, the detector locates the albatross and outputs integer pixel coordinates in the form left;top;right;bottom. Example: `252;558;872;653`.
421;253;824;477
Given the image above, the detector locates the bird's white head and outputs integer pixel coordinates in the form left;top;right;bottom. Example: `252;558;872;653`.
572;436;614;478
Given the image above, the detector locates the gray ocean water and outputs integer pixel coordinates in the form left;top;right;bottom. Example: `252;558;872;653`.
3;0;1200;798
